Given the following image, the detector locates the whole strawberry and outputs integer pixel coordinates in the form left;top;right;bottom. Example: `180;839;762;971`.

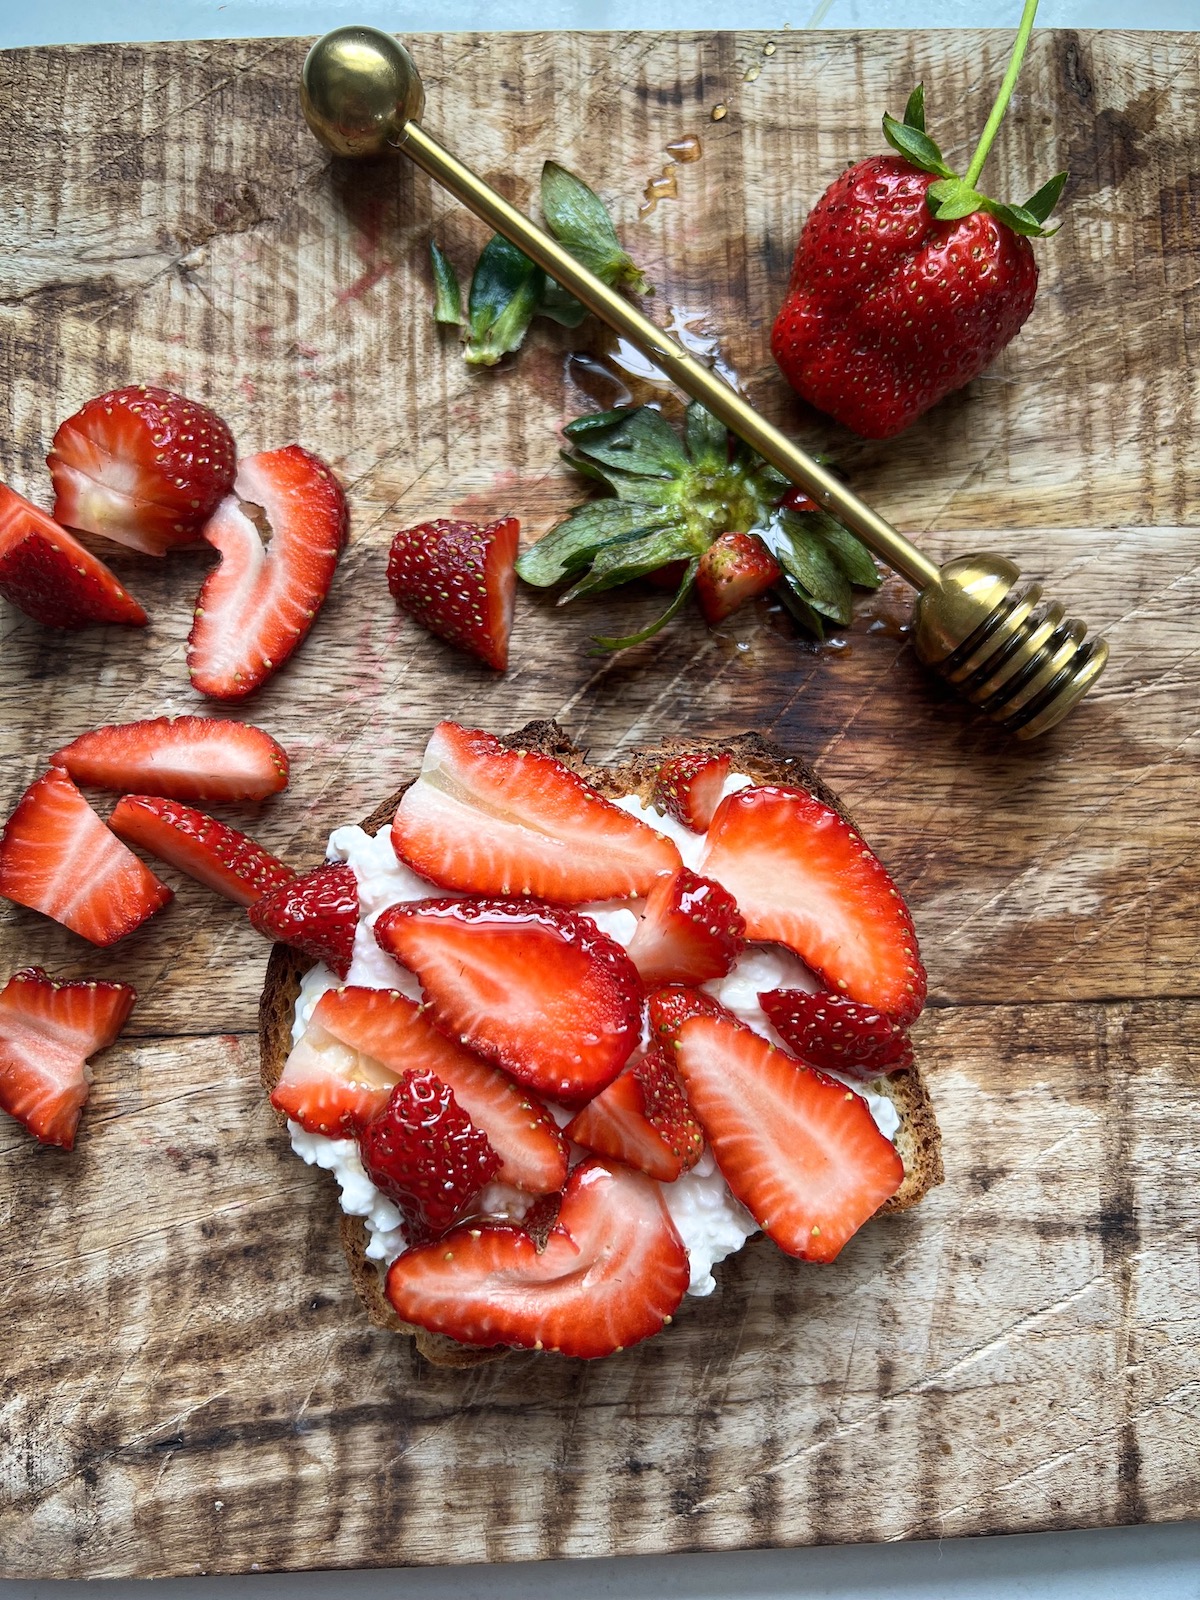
772;4;1066;439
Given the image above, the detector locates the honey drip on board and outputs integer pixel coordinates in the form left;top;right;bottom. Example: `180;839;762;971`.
638;167;678;218
665;134;702;163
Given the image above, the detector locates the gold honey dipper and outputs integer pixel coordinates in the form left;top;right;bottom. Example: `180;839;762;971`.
300;26;1108;739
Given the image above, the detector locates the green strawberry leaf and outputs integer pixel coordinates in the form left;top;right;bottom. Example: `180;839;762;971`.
592;559;700;652
564;406;689;478
777;578;826;641
541;161;649;294
684;402;729;469
882;112;954;179
538;279;590;328
767;518;853;624
926;177;987;221
903;84;926;133
561;450;676;504
982;196;1061;238
561;518;697;601
465;234;543;366
516;501;664;588
1023;170;1068;224
799;511;881;590
430;241;465;326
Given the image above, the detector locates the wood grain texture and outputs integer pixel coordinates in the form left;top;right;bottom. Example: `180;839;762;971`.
0;28;1197;1579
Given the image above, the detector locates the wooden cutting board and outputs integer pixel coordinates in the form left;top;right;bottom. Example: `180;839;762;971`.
0;28;1196;1581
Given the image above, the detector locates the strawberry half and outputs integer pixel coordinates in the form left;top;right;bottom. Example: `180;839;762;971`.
646;984;728;1047
702;785;926;1024
0;484;147;629
108;795;294;908
0;967;137;1148
565;1044;704;1182
387;516;519;671
52;716;289;804
391;721;681;903
187;446;348;701
675;1011;904;1262
385;1157;689;1358
695;531;782;624
375;897;643;1104
650;752;731;833
627;867;745;986
0;768;171;945
48;385;237;556
758;989;912;1081
248;863;359;979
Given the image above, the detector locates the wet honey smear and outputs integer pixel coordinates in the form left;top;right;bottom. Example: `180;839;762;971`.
639;134;704;218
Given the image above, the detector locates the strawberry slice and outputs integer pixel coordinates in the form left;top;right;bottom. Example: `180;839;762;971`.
675;1011;903;1262
108;796;293;908
0;966;137;1148
627;867;745;986
696;531;782;624
0;484;147;629
0;768;171;945
758;989;912;1081
565;1044;704;1182
387;516;519;671
702;785;926;1024
649;751;731;833
385;1157;689;1358
248;863;359;979
187;445;348;701
52;716;289;804
48;385;236;556
646;984;728;1046
274;985;568;1192
391;721;681;903
375;897;643;1103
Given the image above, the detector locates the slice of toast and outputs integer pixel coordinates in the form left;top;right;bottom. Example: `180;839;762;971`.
258;721;944;1367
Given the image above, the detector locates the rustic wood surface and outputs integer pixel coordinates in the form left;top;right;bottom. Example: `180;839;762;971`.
1;27;1197;1581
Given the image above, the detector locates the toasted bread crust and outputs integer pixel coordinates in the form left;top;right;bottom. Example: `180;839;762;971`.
259;721;943;1366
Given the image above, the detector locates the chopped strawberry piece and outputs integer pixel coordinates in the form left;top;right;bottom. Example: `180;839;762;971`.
0;967;137;1148
0;484;147;629
0;769;171;945
385;1157;689;1358
565;1044;704;1182
108;795;293;908
48;385;236;556
627;867;745;986
650;751;731;833
375;897;643;1104
646;984;728;1046
696;531;781;624
759;989;911;1081
272;1007;400;1137
391;721;681;903
52;716;289;804
248;863;359;979
187;445;348;701
702;785;926;1024
387;516;519;671
675;1011;903;1262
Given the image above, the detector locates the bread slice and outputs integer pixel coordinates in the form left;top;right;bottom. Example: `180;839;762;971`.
259;721;944;1367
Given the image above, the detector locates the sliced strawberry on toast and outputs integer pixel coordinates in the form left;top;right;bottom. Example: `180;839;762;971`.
0;484;147;629
387;516;519;671
52;716;289;804
108;795;294;908
702;785;926;1023
627;867;745;986
248;863;359;979
0;967;137;1148
391;721;681;903
646;984;729;1046
385;1157;689;1358
565;1044;704;1182
759;989;912;1080
48;385;236;556
187;445;348;701
0;768;171;944
649;751;731;833
375;896;643;1103
675;1011;903;1262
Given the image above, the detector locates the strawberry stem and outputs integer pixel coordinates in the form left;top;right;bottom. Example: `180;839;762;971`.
963;0;1040;189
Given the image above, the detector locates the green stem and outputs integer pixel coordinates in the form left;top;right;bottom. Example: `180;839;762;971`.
963;0;1040;189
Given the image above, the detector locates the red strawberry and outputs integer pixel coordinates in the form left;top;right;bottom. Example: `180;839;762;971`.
275;985;567;1191
391;721;681;903
649;751;730;833
108;795;293;908
48;385;236;556
702;785;926;1024
387;516;519;671
695;531;781;624
758;989;911;1081
780;488;819;515
0;768;171;945
646;984;729;1047
375;897;642;1104
627;868;745;986
565;1044;704;1182
675;1011;903;1261
187;446;348;701
358;1069;501;1243
52;717;288;804
0;967;137;1148
248;863;359;979
0;484;147;629
385;1157;689;1358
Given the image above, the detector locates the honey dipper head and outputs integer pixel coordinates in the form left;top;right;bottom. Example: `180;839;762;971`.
301;27;424;159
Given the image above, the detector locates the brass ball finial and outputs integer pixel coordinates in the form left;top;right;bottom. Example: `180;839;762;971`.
300;27;424;159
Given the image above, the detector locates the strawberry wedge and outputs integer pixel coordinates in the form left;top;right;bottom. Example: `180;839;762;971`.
0;484;147;629
188;445;348;701
565;1045;704;1182
52;716;289;804
248;864;359;979
108;796;294;907
391;721;681;903
650;752;730;833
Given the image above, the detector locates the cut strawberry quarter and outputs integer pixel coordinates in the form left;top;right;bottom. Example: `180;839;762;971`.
759;989;911;1080
565;1044;704;1182
649;752;731;833
109;796;294;908
52;716;289;804
626;867;745;986
387;516;519;671
0;483;147;629
249;864;359;979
